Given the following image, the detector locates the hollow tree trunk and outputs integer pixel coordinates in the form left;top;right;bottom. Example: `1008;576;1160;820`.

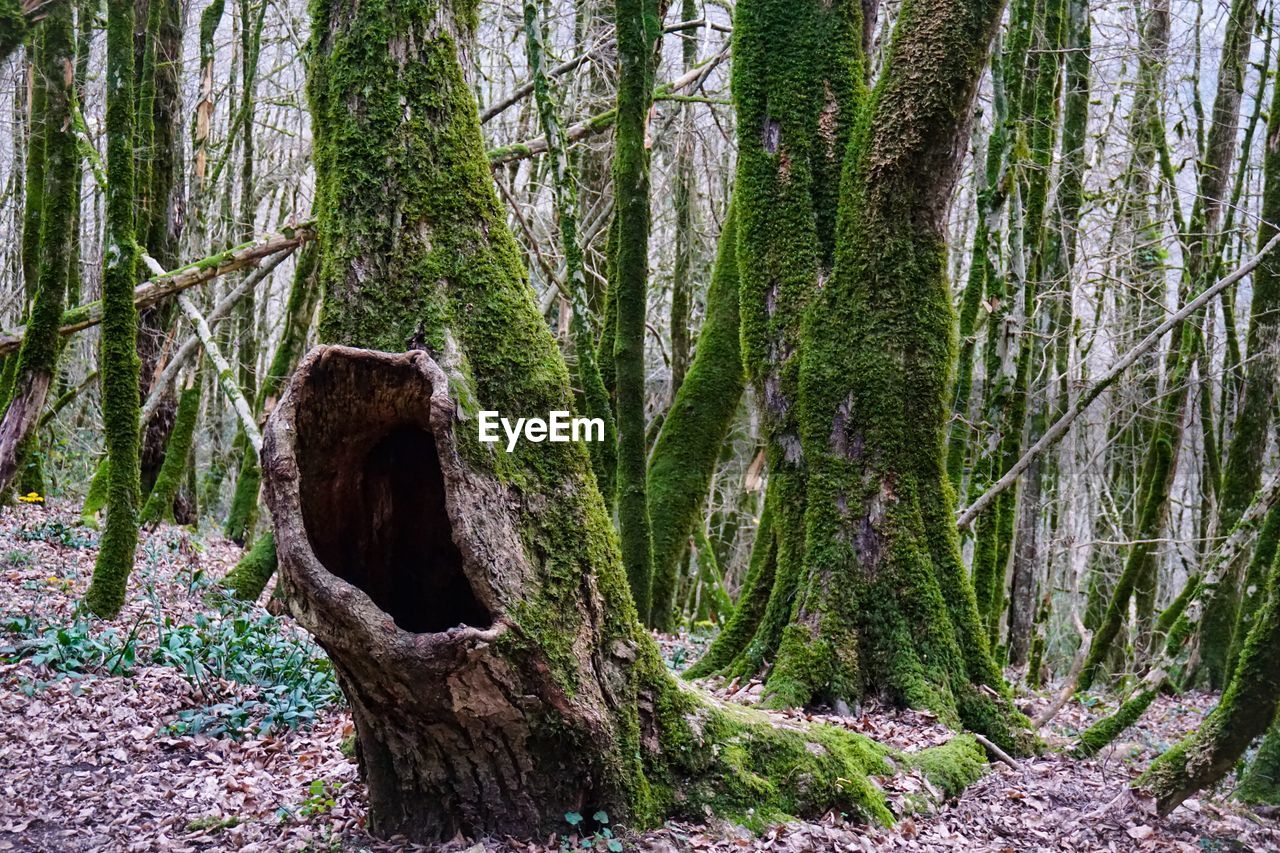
265;0;987;840
264;347;983;840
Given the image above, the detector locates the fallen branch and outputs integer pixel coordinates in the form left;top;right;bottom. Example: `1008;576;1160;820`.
0;226;314;358
140;249;293;426
956;228;1280;530
972;733;1019;769
176;294;262;454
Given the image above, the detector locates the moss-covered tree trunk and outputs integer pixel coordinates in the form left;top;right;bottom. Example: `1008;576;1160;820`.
667;0;697;400
134;0;185;499
265;0;987;840
1138;542;1280;814
1198;18;1280;686
647;205;744;630
766;0;1022;747
223;0;268;545
85;0;143;618
699;0;861;686
612;0;662;620
0;6;76;495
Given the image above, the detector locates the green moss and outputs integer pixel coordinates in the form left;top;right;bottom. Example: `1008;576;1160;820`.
81;457;109;527
140;379;201;525
760;0;1024;756
223;532;277;601
0;0;26;60
684;486;777;679
1140;543;1280;814
301;0;994;836
1072;686;1159;758
2;4;76;496
1026;594;1050;688
223;449;260;545
84;0;143;619
1237;721;1280;805
908;735;988;800
612;0;663;621
1229;502;1280;674
647;204;744;630
1157;574;1200;635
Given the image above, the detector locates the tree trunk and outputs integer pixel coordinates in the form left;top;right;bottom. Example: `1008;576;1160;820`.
85;0;144;618
271;1;990;839
1138;542;1280;814
0;5;76;497
1198;21;1280;685
612;0;661;621
647;205;744;630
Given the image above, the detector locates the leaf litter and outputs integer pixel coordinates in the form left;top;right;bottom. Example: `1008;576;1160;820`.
0;501;1275;851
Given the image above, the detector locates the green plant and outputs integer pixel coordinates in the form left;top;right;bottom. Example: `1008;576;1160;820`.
18;519;96;549
156;597;342;738
278;779;341;823
560;810;624;852
2;616;137;675
184;815;242;833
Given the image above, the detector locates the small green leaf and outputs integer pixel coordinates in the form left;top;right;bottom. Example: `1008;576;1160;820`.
592;810;609;824
564;811;583;827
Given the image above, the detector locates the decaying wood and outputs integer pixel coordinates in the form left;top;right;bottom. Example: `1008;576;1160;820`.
261;345;628;841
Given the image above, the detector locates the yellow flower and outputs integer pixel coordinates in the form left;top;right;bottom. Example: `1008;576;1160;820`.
17;492;43;504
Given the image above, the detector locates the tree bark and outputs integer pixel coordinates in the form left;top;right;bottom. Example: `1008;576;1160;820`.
273;0;989;838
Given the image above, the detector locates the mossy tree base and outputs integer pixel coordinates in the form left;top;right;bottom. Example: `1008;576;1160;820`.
263;347;988;841
223;532;277;601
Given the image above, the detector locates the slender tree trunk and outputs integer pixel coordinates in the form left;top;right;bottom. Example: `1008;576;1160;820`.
85;0;144;618
648;205;744;629
1198;22;1280;686
612;0;662;620
0;2;76;496
668;0;697;399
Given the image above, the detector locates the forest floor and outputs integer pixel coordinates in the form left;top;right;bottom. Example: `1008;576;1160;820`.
0;502;1276;852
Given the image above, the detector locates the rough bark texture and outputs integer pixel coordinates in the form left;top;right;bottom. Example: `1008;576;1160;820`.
278;0;989;839
1138;542;1280;814
0;6;76;497
715;0;862;689
264;347;984;841
763;0;1022;749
